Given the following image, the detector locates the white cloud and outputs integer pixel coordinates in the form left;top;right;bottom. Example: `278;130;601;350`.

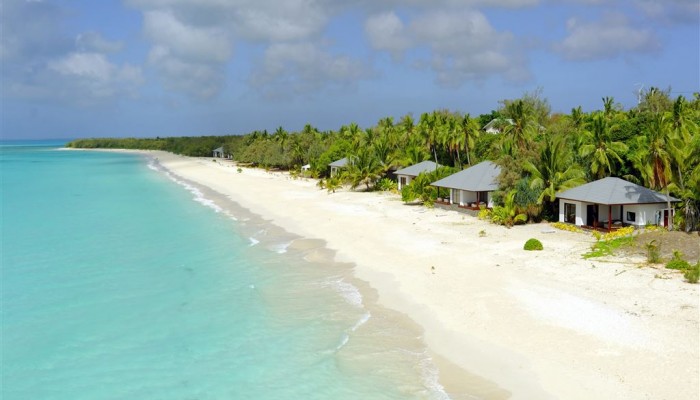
250;42;369;99
143;10;232;63
1;0;142;104
365;9;530;86
148;46;224;99
76;32;123;53
636;0;700;24
364;11;410;58
48;52;143;99
554;14;660;61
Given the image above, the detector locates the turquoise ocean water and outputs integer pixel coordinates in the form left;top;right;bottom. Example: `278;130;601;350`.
1;142;451;399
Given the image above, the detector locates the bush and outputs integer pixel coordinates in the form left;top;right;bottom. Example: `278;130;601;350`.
684;262;699;284
600;226;635;241
524;238;543;251
477;206;491;221
375;177;397;192
551;222;582;233
645;240;661;263
666;250;691;270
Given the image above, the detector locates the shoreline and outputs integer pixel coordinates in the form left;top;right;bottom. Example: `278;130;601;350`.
99;150;699;399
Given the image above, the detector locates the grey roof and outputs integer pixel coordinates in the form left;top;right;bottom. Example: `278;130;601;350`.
483;118;514;131
213;146;224;152
557;177;679;205
432;161;501;191
329;157;349;167
395;161;439;177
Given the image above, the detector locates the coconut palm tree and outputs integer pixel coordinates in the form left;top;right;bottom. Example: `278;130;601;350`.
502;99;537;151
639;114;676;230
347;148;383;190
523;136;586;215
579;114;628;179
461;114;480;166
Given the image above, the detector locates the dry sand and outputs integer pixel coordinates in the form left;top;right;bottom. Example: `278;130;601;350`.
135;151;699;399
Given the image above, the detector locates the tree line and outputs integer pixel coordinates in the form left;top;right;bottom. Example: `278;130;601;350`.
67;87;700;231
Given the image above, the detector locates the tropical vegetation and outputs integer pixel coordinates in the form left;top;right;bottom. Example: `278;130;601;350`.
67;87;700;231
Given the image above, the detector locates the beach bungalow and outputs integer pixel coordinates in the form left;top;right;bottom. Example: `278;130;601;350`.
394;161;439;190
212;146;225;158
431;161;501;209
329;157;349;177
557;177;679;231
483;118;513;134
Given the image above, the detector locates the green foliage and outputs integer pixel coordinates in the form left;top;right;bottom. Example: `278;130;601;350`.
376;177;397;192
583;236;635;259
490;190;528;227
65;89;699;233
684;261;699;284
523;238;543;251
477;206;492;220
324;176;343;193
665;250;691;270
401;166;454;204
645;240;661;263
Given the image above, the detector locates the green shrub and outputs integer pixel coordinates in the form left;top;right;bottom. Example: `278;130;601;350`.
582;236;635;259
684;262;699;284
645;240;661;263
524;238;543;251
666;250;691;270
667;259;691;270
376;177;397;192
477;207;491;221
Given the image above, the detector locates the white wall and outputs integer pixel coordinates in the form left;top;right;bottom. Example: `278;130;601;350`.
559;200;671;228
397;175;412;190
460;190;477;205
625;204;669;227
559;199;585;226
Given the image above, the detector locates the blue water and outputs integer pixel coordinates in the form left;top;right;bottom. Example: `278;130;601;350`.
1;142;448;399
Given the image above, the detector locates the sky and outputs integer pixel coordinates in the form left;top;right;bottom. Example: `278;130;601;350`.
1;0;699;140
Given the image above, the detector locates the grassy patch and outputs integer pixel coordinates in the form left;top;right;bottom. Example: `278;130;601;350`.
583;236;635;259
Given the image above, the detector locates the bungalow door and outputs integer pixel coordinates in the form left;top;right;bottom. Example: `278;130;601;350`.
586;204;598;227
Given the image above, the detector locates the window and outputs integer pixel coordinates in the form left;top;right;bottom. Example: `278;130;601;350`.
400;176;407;187
564;203;576;224
626;211;636;222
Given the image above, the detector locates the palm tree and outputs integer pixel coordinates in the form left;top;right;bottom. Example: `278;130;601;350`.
443;116;464;167
347;148;383;190
419;112;440;165
602;96;615;118
523;136;586;215
461;114;480;166
399;114;415;143
372;136;397;173
502;100;537;150
273;126;288;150
640;114;676;230
570;106;584;129
579;114;628;179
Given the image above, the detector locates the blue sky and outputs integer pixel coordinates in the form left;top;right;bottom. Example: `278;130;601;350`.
2;0;698;139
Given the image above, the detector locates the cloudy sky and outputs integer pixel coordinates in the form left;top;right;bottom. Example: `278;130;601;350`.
2;0;698;139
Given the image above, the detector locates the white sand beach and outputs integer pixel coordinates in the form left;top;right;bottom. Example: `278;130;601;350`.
144;151;698;399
